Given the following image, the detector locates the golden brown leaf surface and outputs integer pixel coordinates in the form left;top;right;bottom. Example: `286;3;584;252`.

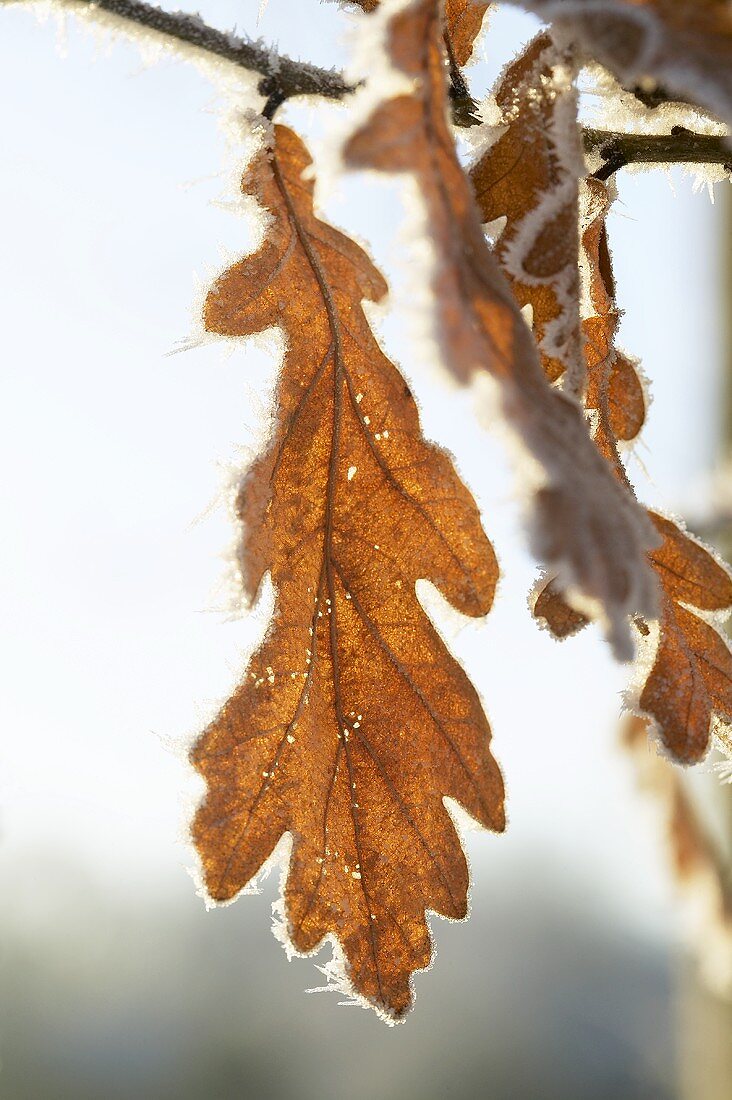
534;179;732;764
470;33;582;386
351;0;491;64
443;0;492;65
191;124;505;1020
533;576;589;639
643;515;732;762
580;179;646;486
523;0;732;129
346;0;658;660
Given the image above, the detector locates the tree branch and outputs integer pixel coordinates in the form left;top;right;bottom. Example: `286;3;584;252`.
7;0;732;173
9;0;355;103
585;126;732;181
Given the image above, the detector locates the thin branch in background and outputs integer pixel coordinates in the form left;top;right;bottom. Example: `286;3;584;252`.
585;126;732;181
5;0;355;102
7;0;732;165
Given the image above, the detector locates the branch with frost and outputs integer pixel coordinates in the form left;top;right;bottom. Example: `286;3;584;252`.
7;0;483;122
585;127;732;181
4;0;354;103
8;0;732;169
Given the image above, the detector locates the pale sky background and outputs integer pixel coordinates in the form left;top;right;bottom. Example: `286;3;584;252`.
0;0;729;1080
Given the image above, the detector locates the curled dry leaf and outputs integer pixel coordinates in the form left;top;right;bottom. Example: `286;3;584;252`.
520;0;732;131
345;0;659;660
622;715;732;994
579;178;646;489
642;514;732;762
533;575;589;640
470;32;583;389
191;123;506;1020
534;178;732;764
539;513;732;766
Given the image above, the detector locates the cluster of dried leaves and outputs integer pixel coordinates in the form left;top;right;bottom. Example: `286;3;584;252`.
184;0;732;1019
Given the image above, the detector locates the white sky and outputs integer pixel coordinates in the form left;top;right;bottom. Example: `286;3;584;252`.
0;0;727;954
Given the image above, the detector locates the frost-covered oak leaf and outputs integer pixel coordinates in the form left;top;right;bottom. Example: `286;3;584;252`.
641;515;732;763
351;0;492;64
580;179;646;486
190;124;505;1021
470;32;583;388
534;179;732;764
345;0;659;660
539;506;732;762
520;0;732;131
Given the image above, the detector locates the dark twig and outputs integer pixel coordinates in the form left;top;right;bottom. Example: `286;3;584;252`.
585;126;732;181
7;0;732;168
7;0;484;125
9;0;355;103
443;31;481;128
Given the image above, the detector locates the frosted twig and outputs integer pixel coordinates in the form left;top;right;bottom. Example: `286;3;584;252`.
7;0;732;160
585;127;732;181
5;0;355;103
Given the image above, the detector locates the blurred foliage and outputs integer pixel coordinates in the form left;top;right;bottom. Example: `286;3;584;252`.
0;852;677;1100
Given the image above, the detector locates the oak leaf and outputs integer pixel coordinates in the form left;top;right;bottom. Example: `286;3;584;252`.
520;0;732;130
345;0;659;660
641;514;732;762
190;123;505;1020
470;32;583;388
534;178;732;764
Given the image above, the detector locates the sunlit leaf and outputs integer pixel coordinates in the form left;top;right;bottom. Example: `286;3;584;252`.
471;32;583;388
346;0;659;660
534;177;732;764
351;0;492;63
191;124;505;1020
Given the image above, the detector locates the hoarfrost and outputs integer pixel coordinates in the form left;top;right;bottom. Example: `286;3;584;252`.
519;0;732;137
344;0;659;660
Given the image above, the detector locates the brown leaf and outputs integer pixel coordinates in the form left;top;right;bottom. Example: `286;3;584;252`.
470;33;583;386
641;513;732;762
191;123;505;1020
521;0;732;130
443;0;492;65
580;179;646;482
534;177;732;764
351;0;491;63
622;714;732;992
346;0;659;660
538;517;732;764
588;348;645;444
533;576;589;639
